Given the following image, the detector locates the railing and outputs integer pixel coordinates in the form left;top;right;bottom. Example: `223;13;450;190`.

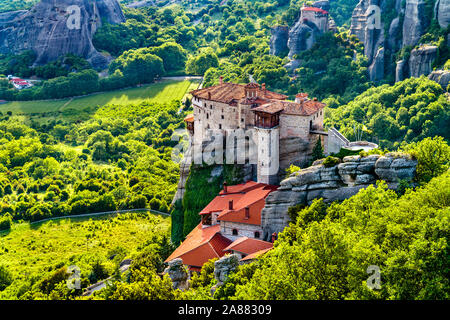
329;127;350;146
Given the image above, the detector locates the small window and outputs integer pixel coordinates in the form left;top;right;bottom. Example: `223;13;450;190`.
221;115;224;119
219;124;222;129
232;229;238;236
254;231;260;239
241;118;244;122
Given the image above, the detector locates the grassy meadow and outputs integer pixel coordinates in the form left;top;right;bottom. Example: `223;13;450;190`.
0;80;198;123
0;212;171;297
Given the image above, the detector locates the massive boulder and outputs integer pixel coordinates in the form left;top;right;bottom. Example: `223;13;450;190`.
0;0;125;69
260;154;417;240
409;45;438;78
435;0;450;29
350;0;386;81
368;47;385;81
211;254;239;294
287;20;320;60
269;26;289;57
163;258;189;291
402;0;431;48
271;1;333;64
428;69;450;89
396;59;408;82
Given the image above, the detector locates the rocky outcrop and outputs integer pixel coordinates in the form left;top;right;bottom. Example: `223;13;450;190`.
402;0;430;48
435;0;450;29
271;1;334;65
163;258;189;291
287;19;321;60
211;254;239;294
409;46;438;78
350;0;386;81
270;26;289;57
260;154;417;240
0;0;125;69
0;10;27;25
428;69;450;89
368;47;385;81
396;60;408;82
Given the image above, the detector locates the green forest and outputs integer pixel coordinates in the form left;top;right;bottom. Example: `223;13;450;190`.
0;0;448;301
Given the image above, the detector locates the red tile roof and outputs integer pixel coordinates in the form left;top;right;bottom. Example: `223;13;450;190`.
253;99;325;117
201;181;278;226
302;6;329;15
224;237;273;255
240;248;272;262
164;224;232;268
184;114;194;123
191;82;287;105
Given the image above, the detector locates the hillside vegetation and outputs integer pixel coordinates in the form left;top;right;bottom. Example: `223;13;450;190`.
326;77;450;149
0;80;193;227
0;212;172;299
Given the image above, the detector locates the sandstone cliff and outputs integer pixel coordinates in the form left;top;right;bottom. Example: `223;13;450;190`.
0;0;125;69
260;154;417;240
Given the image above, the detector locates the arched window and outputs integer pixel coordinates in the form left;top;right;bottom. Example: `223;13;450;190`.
232;229;238;236
254;231;260;239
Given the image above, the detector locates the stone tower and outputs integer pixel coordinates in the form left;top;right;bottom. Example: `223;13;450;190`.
255;124;280;185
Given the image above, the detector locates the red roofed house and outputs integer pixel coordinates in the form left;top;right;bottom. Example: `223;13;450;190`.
165;181;277;271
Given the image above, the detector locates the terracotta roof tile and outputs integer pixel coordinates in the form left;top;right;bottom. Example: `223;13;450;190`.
200;181;278;226
224;237;273;255
184;114;194;122
165;224;232;268
302;6;329;14
191;83;287;105
240;248;272;262
253;100;325;116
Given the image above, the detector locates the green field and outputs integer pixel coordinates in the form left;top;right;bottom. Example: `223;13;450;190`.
0;212;170;297
0;80;198;117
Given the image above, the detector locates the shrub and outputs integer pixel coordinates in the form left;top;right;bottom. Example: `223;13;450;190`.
0;213;12;232
323;156;341;168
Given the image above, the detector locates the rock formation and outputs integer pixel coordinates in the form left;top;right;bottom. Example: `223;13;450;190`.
0;0;125;69
269;26;289;57
211;254;239;294
409;45;438;78
428;69;450;89
350;0;449;82
396;60;408;82
163;258;189;291
368;47;385;81
260;154;417;240
270;1;335;66
402;0;430;48
435;0;450;29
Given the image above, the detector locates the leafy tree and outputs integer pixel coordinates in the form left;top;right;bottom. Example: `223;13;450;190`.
0;265;12;291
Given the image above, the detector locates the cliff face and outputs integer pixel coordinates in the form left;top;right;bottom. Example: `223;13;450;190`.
269;26;289;57
350;0;448;83
402;0;430;48
435;0;450;29
0;0;125;69
260;154;417;240
409;45;438;78
428;69;450;89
